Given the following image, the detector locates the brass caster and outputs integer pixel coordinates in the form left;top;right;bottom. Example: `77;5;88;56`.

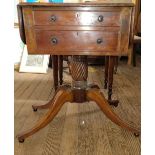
108;100;119;107
134;132;140;137
18;138;25;143
32;107;38;112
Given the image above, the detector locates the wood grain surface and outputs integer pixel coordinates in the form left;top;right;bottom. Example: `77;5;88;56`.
15;58;140;155
35;30;120;54
33;10;121;26
18;4;133;56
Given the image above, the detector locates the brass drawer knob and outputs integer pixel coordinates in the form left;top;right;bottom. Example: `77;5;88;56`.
50;15;57;22
98;15;104;22
97;38;103;44
51;38;58;44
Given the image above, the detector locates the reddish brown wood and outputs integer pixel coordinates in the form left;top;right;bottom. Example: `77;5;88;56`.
17;86;73;142
71;56;88;81
104;56;119;106
88;84;100;89
18;3;133;56
104;56;109;89
35;30;119;54
108;56;114;100
32;100;51;111
104;56;118;88
71;56;88;103
17;2;139;142
86;88;140;135
72;89;87;103
128;7;135;65
108;56;119;107
52;55;58;91
33;10;121;26
17;5;26;44
32;85;70;111
58;55;63;85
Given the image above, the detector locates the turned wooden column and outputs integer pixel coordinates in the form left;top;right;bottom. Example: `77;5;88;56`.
114;57;118;74
58;55;63;85
71;56;88;103
52;55;58;91
104;56;109;89
108;56;115;101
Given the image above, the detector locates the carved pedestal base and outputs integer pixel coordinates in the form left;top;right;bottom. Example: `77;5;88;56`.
17;85;73;143
17;56;140;143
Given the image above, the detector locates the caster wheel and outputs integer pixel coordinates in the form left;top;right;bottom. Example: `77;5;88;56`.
113;102;118;107
134;132;140;137
33;108;38;112
19;139;24;143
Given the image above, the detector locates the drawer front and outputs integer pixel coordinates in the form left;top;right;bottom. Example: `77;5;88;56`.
35;30;120;53
33;10;121;26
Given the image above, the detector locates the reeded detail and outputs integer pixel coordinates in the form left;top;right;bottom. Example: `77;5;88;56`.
71;56;88;81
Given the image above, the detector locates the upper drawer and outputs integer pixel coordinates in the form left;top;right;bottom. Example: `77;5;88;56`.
33;10;121;26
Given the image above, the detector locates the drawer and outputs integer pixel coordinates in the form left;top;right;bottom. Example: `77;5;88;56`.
33;10;121;26
35;30;120;53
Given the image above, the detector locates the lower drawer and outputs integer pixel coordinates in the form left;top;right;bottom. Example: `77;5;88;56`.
34;30;120;54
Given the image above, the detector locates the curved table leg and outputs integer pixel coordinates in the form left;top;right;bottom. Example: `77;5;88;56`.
32;100;53;111
88;83;100;89
32;85;71;111
86;89;140;136
17;86;73;143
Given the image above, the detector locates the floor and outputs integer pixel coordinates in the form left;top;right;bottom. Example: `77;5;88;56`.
14;58;141;155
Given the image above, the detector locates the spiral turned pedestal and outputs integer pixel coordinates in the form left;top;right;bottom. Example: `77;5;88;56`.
71;56;88;103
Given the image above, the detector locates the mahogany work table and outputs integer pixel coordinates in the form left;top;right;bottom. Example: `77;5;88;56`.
17;1;140;143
